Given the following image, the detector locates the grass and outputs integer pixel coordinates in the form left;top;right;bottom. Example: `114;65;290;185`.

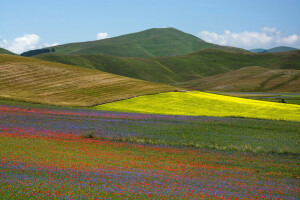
0;54;178;106
94;91;300;122
35;49;300;91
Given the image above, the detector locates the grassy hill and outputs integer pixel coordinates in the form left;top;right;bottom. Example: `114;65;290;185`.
176;66;300;92
250;46;298;53
22;28;245;57
0;55;178;106
94;91;300;122
249;48;266;53
35;49;300;90
0;47;15;55
263;46;298;53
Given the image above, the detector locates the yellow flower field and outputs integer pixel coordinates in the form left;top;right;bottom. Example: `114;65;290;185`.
94;91;300;122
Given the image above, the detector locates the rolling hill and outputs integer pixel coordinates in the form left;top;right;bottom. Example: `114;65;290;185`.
176;66;300;92
0;55;178;106
0;47;15;55
22;28;245;57
34;49;300;91
263;46;298;53
250;46;298;53
249;48;266;53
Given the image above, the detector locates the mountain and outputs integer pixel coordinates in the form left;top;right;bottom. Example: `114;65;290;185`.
0;54;178;106
176;66;300;92
34;49;300;88
250;46;298;53
0;47;15;55
21;28;245;57
249;48;266;53
263;46;298;53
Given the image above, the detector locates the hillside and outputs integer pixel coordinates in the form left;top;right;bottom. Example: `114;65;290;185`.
0;47;15;55
35;49;300;89
0;55;178;106
22;28;245;57
250;46;298;53
263;46;298;53
94;91;300;122
249;48;266;53
176;66;300;92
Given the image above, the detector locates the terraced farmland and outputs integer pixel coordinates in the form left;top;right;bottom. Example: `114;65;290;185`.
0;55;178;106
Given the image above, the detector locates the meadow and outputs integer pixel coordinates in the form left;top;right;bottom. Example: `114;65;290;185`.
0;101;299;199
95;91;300;122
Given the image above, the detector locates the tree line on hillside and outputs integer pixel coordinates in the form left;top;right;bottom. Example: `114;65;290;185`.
21;48;55;57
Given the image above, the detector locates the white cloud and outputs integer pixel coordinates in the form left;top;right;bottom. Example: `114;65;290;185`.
44;42;59;47
0;34;58;54
278;34;299;44
262;27;277;33
199;27;300;49
96;32;108;40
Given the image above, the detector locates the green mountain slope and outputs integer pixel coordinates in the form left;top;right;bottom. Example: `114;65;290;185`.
0;47;15;55
35;49;300;87
22;28;245;57
176;66;300;92
0;55;178;106
249;48;266;53
264;46;298;53
250;46;298;53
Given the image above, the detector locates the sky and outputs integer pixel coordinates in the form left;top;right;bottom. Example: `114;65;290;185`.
1;0;300;54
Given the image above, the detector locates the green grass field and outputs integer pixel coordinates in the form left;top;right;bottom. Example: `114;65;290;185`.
94;91;300;122
0;54;178;106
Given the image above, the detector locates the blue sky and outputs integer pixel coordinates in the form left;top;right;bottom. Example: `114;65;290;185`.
1;0;300;53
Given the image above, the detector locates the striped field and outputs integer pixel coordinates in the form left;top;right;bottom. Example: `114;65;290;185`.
0;54;178;106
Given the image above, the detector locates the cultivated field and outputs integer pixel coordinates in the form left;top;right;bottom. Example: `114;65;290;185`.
0;102;299;199
214;91;300;105
0;55;177;106
177;66;300;92
95;91;300;122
